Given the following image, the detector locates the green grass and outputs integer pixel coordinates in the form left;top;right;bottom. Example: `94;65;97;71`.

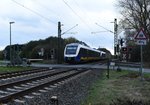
82;70;150;105
0;66;32;73
144;72;150;78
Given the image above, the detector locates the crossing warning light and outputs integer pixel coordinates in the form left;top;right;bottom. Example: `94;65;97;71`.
122;47;127;52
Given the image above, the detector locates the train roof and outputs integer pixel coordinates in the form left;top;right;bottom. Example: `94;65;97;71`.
65;43;101;53
66;43;80;46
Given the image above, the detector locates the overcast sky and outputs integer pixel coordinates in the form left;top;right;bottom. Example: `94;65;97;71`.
0;0;121;54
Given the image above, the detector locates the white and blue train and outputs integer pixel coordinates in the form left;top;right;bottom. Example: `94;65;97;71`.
64;43;106;63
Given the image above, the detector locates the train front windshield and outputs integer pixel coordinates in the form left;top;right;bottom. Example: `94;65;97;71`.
66;45;78;55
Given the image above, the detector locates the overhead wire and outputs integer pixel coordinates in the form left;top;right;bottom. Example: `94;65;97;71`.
61;24;78;35
11;0;112;45
72;0;95;30
62;0;92;30
11;0;57;25
95;23;114;34
95;23;114;33
71;0;108;47
12;0;93;30
72;0;114;35
33;0;61;20
62;0;114;48
62;0;110;47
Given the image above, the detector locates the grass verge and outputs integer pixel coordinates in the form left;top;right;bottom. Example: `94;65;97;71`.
82;70;150;105
0;66;32;73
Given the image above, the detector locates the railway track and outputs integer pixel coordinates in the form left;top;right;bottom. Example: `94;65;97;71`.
0;68;88;104
84;60;108;65
0;67;49;79
0;68;56;86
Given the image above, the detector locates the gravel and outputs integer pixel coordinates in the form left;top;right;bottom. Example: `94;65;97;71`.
7;69;104;105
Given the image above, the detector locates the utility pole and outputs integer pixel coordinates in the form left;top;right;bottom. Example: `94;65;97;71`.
9;22;15;65
57;22;78;64
114;18;118;58
57;21;61;64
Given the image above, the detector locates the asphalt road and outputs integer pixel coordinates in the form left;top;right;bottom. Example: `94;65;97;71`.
1;60;150;73
30;63;150;73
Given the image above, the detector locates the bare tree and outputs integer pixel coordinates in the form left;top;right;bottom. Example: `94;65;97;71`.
117;0;150;36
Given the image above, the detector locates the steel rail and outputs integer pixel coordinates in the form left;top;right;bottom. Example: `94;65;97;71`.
0;70;86;103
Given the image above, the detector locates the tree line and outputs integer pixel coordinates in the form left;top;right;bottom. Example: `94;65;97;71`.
0;36;111;64
1;37;79;62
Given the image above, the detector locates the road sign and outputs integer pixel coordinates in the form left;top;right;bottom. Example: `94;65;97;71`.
136;40;147;45
134;28;147;40
134;28;148;80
